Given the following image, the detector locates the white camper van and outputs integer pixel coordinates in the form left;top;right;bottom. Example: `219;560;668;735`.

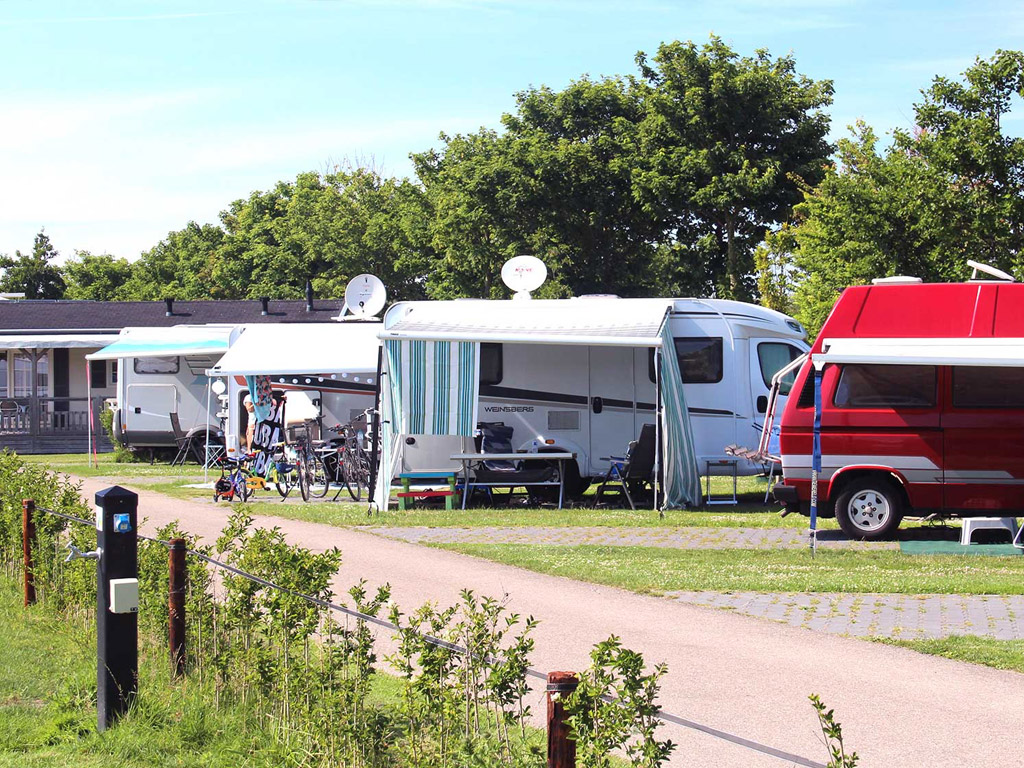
379;296;807;498
89;325;242;451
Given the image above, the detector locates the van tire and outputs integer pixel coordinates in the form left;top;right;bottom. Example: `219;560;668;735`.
834;477;903;540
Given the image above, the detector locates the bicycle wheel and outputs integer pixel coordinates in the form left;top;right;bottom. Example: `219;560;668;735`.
341;451;364;501
273;465;292;499
308;453;330;499
297;459;311;502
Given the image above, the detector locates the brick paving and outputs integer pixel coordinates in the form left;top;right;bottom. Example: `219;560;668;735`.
366;525;1022;640
365;524;899;550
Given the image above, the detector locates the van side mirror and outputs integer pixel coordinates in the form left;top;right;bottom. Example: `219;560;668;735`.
756;395;768;414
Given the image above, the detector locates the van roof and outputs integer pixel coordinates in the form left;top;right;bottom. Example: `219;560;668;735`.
815;282;1024;352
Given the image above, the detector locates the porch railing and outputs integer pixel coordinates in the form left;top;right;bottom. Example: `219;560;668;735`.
0;397;104;436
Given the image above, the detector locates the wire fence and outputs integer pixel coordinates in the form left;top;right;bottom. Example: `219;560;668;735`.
34;503;826;768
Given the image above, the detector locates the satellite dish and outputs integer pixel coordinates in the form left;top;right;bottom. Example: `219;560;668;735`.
343;274;387;318
501;255;547;300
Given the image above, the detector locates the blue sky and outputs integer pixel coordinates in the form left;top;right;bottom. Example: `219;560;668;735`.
1;0;1021;261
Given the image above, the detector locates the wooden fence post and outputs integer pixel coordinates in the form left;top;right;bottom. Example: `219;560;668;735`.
546;671;578;768
168;538;187;679
22;499;36;606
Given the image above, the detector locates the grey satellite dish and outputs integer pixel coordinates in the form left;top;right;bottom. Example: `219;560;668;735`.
343;274;387;318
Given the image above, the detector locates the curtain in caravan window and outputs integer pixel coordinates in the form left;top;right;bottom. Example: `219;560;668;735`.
385;339;480;437
659;324;702;508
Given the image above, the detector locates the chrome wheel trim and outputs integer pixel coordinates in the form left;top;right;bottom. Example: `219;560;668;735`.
847;490;891;533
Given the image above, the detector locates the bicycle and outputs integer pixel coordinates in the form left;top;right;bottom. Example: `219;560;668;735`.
214;454;257;502
293;420;329;502
324;414;373;501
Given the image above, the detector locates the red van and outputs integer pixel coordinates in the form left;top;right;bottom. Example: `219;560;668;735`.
772;280;1024;540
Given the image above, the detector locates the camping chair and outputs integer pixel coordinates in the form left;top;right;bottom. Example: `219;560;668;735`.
170;412;199;466
594;424;656;510
467;422;555;504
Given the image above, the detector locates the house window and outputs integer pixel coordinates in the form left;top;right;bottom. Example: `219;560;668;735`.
13;352;32;397
111;362;118;384
649;338;724;384
0;352;6;397
953;366;1024;408
480;343;503;386
758;343;804;395
834;365;936;409
134;356;179;374
90;359;107;389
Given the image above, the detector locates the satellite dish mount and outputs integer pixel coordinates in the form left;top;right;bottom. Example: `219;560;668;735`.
341;274;387;320
501;255;547;301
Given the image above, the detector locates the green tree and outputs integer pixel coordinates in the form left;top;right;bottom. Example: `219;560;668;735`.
634;37;834;299
62;252;135;300
125;221;225;299
0;231;66;298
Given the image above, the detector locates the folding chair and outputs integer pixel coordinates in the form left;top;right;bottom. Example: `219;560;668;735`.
169;412;198;466
594;424;656;510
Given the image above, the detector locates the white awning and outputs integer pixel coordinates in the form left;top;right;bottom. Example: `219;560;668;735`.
208;322;381;376
380;298;673;347
0;333;117;350
813;337;1024;368
87;325;235;361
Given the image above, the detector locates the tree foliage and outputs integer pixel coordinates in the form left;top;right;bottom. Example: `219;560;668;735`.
0;231;66;299
62;252;136;300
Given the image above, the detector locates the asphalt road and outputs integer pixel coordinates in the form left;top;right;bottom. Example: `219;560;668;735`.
74;475;1024;768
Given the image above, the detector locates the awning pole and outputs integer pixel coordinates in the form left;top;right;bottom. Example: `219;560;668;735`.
655;348;662;516
204;378;212;484
366;345;384;508
809;366;823;556
86;361;93;468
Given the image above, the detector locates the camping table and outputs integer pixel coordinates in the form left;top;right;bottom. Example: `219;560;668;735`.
450;452;576;510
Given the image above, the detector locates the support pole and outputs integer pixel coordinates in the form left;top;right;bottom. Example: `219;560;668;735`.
367;344;384;504
95;485;139;731
168;538;186;679
546;671;578;768
22;499;35;606
204;378;212;484
809;366;823;556
86;359;93;468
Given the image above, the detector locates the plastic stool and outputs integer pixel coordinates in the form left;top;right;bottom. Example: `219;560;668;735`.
960;517;1019;545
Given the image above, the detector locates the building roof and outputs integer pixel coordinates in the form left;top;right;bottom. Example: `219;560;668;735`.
0;298;344;334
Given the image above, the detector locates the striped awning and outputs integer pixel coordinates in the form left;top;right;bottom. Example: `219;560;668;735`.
87;326;234;361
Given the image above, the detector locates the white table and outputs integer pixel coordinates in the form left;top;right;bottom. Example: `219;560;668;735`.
450;452;576;510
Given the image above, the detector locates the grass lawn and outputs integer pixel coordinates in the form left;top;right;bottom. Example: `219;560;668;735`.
23;453;205;481
429;543;1024;595
877;635;1024;674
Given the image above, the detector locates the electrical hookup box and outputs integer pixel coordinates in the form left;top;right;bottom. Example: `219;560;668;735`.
109;578;139;614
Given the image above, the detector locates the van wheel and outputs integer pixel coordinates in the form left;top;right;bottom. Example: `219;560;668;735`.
834;478;903;540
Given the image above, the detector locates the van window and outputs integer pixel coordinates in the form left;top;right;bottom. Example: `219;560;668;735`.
758;343;803;395
480;343;503;386
134;356;179;375
649;338;724;384
834;365;936;408
953;366;1024;408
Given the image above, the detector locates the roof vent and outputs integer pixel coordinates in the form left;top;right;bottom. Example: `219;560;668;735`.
871;276;923;285
967;260;1015;283
164;298;174;316
305;281;314;312
575;294;621;299
259;297;269;316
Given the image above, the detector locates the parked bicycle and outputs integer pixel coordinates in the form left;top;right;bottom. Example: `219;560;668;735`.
293;419;329;502
324;413;373;501
214;454;258;502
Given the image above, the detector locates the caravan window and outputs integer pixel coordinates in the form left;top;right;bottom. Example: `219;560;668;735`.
134;356;179;375
758;343;803;395
834;365;936;408
953;366;1024;408
647;338;724;383
480;343;503;386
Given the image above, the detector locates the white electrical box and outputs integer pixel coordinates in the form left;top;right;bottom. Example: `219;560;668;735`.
109;578;139;614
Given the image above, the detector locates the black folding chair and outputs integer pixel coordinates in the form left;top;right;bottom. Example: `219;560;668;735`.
595;424;657;510
170;412;199;465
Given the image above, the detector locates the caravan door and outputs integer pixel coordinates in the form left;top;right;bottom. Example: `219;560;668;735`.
125;383;177;435
588;346;636;476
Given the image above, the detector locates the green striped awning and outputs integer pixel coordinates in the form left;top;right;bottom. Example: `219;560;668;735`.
384;339;479;437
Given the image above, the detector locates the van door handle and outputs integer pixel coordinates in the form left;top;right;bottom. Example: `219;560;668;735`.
592;397;603;414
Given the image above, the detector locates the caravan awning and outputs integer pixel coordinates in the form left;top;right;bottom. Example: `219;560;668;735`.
813;337;1024;368
208;322;380;376
0;333;117;349
380;298;673;347
87;326;235;361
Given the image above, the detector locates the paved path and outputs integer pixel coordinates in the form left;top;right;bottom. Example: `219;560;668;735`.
70;475;1024;768
666;591;1024;640
365;524;899;550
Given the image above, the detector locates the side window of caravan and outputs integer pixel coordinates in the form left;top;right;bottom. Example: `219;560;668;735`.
834;365;936;408
480;343;503;386
134;356;179;375
647;338;724;383
758;343;803;395
953;367;1024;408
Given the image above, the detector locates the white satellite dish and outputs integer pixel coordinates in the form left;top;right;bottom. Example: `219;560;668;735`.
501;255;547;300
343;274;387;318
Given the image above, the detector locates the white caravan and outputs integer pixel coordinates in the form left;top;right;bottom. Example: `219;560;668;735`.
89;325;242;451
207;322;382;458
379;297;807;497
